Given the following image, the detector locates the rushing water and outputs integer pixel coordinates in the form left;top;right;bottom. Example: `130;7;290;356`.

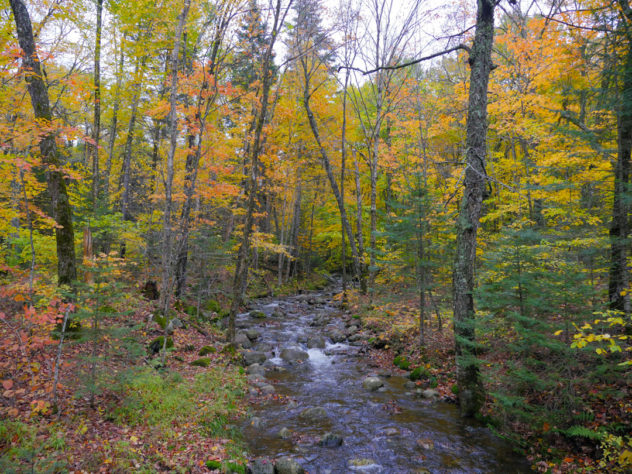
239;289;531;473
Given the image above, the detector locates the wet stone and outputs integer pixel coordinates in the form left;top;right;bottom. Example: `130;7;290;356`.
250;458;275;474
275;457;305;474
318;432;344;448
362;377;384;391
242;351;266;366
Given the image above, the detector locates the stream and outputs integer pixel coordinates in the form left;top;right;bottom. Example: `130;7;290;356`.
238;287;531;473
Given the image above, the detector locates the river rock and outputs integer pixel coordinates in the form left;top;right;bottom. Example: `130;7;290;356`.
260;384;275;395
418;388;439;399
235;332;252;349
272;310;284;318
250;458;275;474
250;310;266;319
255;342;272;352
278;427;292;439
346;325;359;336
245;329;261;341
242;351;266;366
318;432;343;448
275;457;304;474
362;376;384;391
348;458;377;468
307;335;326;348
298;406;328;422
250;416;264;429
327;329;346;343
405;380;417;389
246;363;265;375
280;347;309;362
417;438;435;450
384;427;400;436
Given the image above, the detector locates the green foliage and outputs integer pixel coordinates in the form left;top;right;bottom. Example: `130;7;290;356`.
204;299;222;314
409;367;430;381
393;355;410;370
477;227;602;429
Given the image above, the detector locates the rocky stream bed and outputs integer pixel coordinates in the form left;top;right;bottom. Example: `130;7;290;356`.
236;288;531;473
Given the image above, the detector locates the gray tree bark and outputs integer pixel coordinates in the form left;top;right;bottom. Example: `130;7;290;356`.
10;0;77;286
453;0;496;417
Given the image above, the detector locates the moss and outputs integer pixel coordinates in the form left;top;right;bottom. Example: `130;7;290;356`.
393;355;410;370
191;358;211;367
198;345;216;356
451;383;459;395
409;367;430;381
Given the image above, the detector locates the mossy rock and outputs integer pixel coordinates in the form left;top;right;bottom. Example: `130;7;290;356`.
198;345;217;356
393;355;410;370
191;358;211;367
451;383;459;395
148;336;173;354
352;314;361;320
409;367;430;381
249;310;266;319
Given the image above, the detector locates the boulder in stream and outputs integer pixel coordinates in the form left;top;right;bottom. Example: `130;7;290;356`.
297;406;328;422
235;332;252;349
250;458;275;474
280;347;309;362
246;363;265;375
242;351;267;366
362;376;384;391
245;329;261;341
417;388;440;400
327;328;346;343
278;427;292;439
275;457;305;474
250;310;266;319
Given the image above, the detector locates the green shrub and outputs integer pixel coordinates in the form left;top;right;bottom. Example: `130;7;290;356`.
204;300;222;314
409;367;429;381
393;355;410;370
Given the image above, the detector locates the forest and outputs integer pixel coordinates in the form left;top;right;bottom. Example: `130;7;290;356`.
0;0;631;472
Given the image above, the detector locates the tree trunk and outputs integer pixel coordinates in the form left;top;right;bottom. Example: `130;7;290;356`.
303;92;362;282
120;58;143;223
228;0;291;342
353;149;367;293
10;0;77;286
609;36;632;314
91;0;103;210
160;0;191;316
453;0;495;418
104;47;124;204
